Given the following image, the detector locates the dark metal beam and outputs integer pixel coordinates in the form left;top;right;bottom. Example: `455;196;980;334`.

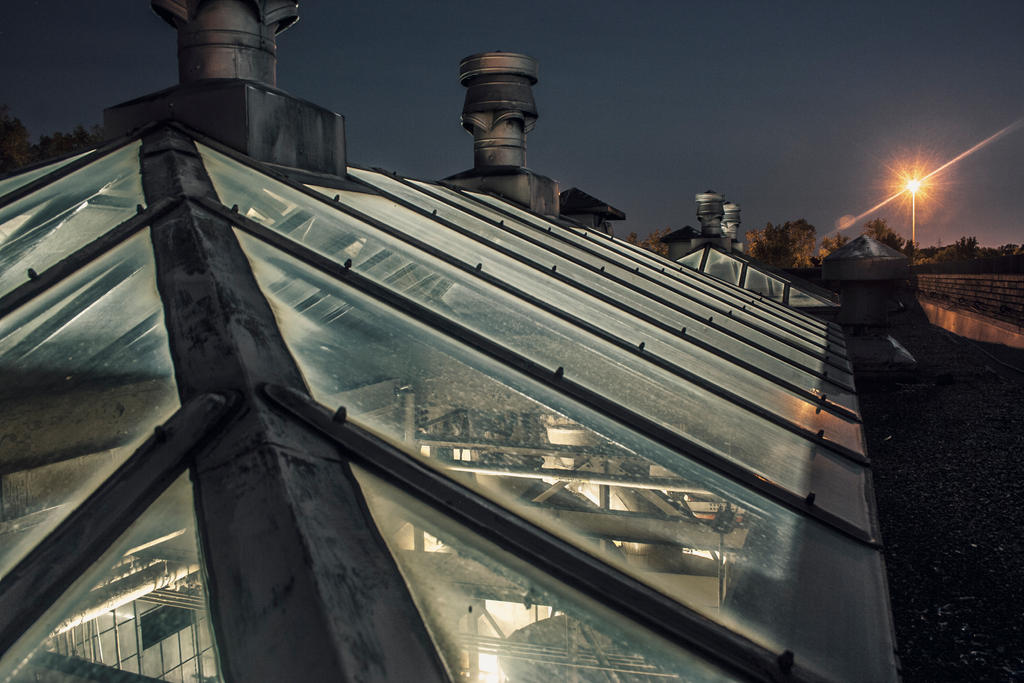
139;125;448;682
201;192;865;463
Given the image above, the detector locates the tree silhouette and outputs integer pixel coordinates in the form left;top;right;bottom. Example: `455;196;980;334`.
818;233;849;261
746;219;816;268
625;228;670;257
862;217;905;251
0;105;103;174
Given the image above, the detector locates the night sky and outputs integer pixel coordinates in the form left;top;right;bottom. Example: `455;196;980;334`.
3;1;1023;247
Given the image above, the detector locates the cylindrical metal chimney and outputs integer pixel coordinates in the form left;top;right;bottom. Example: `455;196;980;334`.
152;0;299;86
459;52;539;169
722;202;741;239
695;190;725;237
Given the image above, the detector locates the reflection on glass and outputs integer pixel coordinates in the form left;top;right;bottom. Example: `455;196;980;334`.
0;231;179;580
742;269;785;303
0;143;144;299
241;237;889;678
0;152;89;201
787;288;833;308
677;249;704;270
703;250;743;286
0;474;223;683
353;464;735;683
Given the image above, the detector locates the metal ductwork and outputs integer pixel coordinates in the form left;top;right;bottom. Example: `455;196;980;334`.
53;561;200;635
459;53;538;169
722;202;741;240
152;0;299;86
445;52;559;216
696;191;725;237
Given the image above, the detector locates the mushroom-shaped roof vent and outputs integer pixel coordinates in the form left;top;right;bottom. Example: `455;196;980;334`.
822;235;909;280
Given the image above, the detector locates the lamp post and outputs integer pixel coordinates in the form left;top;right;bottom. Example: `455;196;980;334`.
906;178;921;257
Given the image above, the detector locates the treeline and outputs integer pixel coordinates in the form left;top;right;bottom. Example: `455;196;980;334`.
628;215;1021;267
1;105;103;174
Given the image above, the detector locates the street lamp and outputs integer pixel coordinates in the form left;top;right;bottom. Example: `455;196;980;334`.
906;178;921;255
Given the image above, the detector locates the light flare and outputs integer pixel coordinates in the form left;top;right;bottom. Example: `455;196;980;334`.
834;117;1024;234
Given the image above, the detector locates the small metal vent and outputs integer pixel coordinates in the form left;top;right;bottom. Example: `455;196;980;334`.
459;52;539;169
722;202;741;240
695;190;725;237
446;52;559;215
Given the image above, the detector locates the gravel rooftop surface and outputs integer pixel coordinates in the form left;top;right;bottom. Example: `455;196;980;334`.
856;306;1024;682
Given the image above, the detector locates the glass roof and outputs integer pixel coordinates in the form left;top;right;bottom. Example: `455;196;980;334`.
0;230;179;580
341;169;863;444
354;464;736;682
347;169;857;413
456;188;840;364
468;192;836;341
680;245;838;310
0;124;897;682
0;142;144;300
237;228;890;677
202;152;868;521
0;473;221;682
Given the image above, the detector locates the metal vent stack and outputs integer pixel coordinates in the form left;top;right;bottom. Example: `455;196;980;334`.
445;52;560;216
722;202;741;240
151;0;299;86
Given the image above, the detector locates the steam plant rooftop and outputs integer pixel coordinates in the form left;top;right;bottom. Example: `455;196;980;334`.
0;2;897;681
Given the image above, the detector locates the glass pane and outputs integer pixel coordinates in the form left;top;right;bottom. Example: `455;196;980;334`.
353;464;736;682
589;220;832;336
0;152;89;200
0;474;223;683
242;238;893;679
744;269;784;303
766;276;788;303
703;249;743;286
344;168;857;413
468;190;833;348
677;248;705;270
788;288;832;308
0;230;179;580
0;143;144;300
